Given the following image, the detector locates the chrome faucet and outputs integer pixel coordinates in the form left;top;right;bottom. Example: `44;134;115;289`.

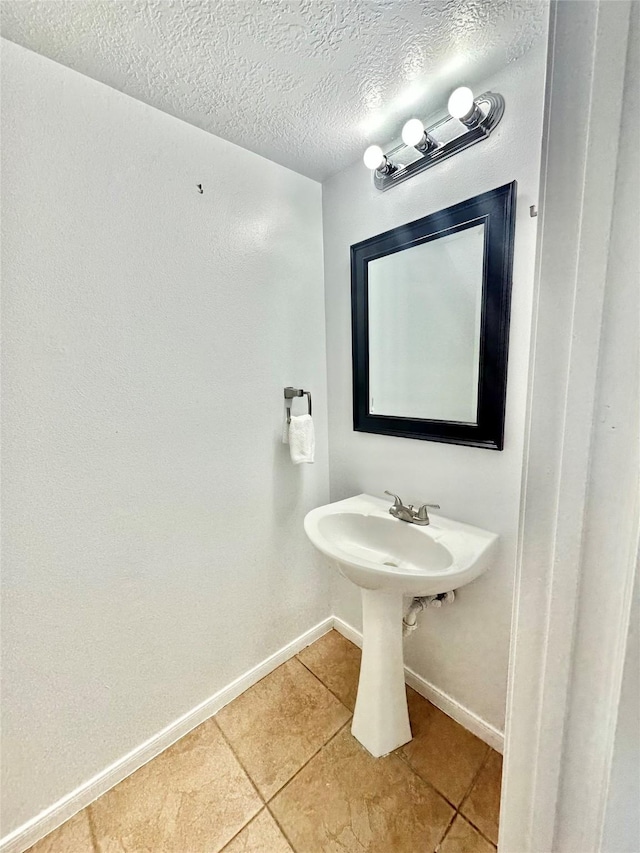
384;491;440;526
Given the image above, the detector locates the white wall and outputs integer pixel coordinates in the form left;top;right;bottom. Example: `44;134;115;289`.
322;43;548;733
0;39;329;836
602;575;639;853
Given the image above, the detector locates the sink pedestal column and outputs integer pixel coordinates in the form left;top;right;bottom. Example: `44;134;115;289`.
351;588;412;757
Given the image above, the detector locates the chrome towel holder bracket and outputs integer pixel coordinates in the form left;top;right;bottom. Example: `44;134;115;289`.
284;387;312;424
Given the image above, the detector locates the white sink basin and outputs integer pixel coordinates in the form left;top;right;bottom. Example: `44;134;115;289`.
304;493;497;596
304;493;498;758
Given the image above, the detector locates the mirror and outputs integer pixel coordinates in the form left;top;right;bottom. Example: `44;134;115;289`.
368;224;485;423
351;182;516;449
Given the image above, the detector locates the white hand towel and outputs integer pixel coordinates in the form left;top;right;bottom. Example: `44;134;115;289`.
288;414;315;464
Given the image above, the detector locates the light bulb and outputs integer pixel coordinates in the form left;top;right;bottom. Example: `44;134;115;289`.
448;86;476;120
363;145;385;171
401;118;425;147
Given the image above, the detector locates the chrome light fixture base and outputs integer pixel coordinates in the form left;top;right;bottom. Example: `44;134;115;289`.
373;91;505;192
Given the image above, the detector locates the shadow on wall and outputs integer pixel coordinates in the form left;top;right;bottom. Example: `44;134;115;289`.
272;433;304;526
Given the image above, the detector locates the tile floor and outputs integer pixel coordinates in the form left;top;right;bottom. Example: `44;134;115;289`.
28;630;502;853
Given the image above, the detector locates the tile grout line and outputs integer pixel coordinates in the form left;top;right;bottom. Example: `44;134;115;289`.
394;740;499;848
85;805;99;852
294;651;356;713
213;668;351;806
216;807;266;853
266;719;353;806
434;808;459;853
213;717;266;804
211;717;266;846
458;744;492;812
455;746;499;849
394;749;460;812
211;653;352;846
264;804;299;853
437;812;498;852
456;811;498;849
264;720;354;853
390;749;497;850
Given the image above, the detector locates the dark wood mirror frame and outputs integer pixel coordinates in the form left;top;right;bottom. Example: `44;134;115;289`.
351;181;517;450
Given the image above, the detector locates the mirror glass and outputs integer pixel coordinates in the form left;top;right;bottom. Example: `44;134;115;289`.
367;223;485;423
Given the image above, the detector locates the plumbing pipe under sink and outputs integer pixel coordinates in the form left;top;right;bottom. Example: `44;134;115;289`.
403;591;455;637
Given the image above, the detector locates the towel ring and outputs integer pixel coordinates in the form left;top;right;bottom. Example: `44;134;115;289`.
284;387;312;424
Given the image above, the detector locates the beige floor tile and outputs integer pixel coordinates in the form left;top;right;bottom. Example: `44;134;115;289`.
27;810;94;853
216;658;350;800
460;749;502;845
437;815;496;853
221;809;293;852
297;629;361;711
400;688;489;806
270;726;454;852
89;718;261;852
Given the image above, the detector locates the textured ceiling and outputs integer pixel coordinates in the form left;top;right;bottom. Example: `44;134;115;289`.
1;0;547;180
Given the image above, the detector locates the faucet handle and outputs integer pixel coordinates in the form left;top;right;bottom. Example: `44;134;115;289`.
416;503;440;521
384;490;403;507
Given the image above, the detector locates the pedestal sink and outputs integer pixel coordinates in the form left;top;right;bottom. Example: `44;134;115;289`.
304;494;498;757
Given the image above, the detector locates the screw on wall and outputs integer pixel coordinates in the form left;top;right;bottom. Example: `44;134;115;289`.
196;184;203;194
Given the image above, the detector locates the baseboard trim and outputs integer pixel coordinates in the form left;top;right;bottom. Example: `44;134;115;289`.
332;615;504;753
0;617;333;853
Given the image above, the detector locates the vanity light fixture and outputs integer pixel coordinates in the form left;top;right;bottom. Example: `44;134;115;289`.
363;145;395;175
363;87;505;191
